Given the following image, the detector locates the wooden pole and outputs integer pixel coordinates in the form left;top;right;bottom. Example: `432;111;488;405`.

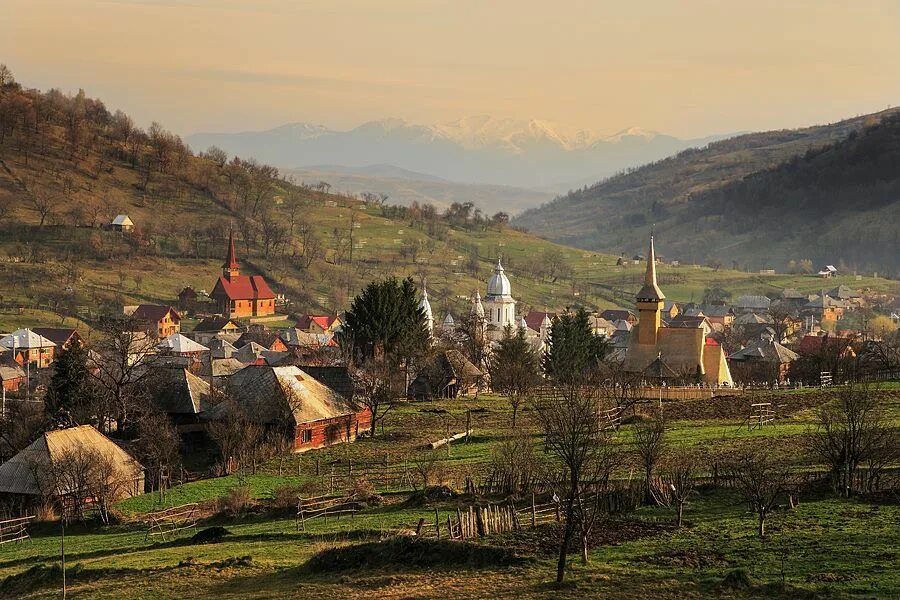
457;507;464;539
60;518;66;600
531;493;536;528
434;508;440;539
465;409;471;443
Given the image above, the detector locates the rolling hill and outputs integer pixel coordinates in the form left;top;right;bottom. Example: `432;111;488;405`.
282;165;554;215
0;76;896;334
515;109;900;277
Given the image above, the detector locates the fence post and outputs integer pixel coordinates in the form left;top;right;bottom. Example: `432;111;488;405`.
457;508;464;539
447;515;454;539
434;508;440;539
415;518;425;537
465;409;471;444
315;459;320;476
531;493;536;528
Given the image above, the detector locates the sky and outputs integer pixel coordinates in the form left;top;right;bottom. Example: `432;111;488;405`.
2;0;899;138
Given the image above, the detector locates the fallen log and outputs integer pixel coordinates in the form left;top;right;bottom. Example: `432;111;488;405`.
428;430;472;449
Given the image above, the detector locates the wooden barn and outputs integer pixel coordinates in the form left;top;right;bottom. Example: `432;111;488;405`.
205;365;371;452
0;426;144;514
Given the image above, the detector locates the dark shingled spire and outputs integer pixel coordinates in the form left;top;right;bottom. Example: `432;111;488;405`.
223;229;239;270
636;235;665;302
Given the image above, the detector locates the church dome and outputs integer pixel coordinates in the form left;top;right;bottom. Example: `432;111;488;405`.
486;258;512;298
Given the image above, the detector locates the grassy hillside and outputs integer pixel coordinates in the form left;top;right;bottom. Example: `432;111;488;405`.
516;109;900;277
0;387;898;598
0;78;897;334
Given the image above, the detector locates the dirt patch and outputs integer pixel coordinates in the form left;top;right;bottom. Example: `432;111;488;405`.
640;548;728;569
496;518;675;557
306;537;526;572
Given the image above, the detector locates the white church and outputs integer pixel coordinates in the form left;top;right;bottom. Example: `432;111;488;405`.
422;258;551;350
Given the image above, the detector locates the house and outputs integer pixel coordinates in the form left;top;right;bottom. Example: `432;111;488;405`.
589;315;617;338
210;231;276;318
622;237;733;386
0;361;26;393
296;314;342;335
207;337;239;359
157;333;209;359
31;328;83;352
177;287;199;312
199;356;246;389
817;265;838;278
191;317;242;345
0;329;56;369
696;305;734;328
668;314;713;337
205;365;371;452
234;325;288;353
802;293;846;322
109;214;135;232
130;304;181;339
0;426;144;509
408;349;483;400
599;309;637;324
734;295;771;314
148;367;213;431
280;328;333;357
662;300;681;319
797;334;856;360
728;339;799;383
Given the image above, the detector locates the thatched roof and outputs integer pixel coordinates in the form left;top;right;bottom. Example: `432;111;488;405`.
206;365;357;426
0;426;143;497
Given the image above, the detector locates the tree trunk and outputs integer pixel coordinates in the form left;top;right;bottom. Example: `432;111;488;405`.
676;501;684;527
581;532;589;564
758;511;766;539
511;402;518;428
556;477;578;582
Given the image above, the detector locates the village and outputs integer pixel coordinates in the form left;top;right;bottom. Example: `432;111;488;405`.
0;225;897;597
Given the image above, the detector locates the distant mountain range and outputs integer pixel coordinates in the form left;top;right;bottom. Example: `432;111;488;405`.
515;109;900;276
282;165;554;216
187;116;733;189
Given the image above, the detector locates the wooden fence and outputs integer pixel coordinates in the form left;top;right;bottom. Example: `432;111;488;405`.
412;502;520;540
296;494;360;531
144;503;198;541
0;515;34;546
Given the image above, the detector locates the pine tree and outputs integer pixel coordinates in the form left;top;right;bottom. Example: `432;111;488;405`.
542;307;609;385
46;340;92;423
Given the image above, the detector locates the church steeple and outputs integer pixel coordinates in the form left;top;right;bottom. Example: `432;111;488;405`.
636;234;664;345
636;235;665;302
223;230;240;280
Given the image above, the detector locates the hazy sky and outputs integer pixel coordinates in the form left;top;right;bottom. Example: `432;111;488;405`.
3;0;899;138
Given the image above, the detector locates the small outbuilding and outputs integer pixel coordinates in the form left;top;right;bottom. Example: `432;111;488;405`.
109;214;135;232
0;425;144;514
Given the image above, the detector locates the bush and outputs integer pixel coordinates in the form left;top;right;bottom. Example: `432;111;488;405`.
272;484;303;509
218;486;252;517
348;478;381;506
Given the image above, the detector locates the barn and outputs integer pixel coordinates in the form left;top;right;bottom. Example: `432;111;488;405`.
205;365;370;452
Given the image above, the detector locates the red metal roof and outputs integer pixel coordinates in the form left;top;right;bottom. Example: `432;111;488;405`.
212;275;275;301
524;311;552;332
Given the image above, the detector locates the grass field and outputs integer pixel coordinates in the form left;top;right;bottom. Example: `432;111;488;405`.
1;386;897;598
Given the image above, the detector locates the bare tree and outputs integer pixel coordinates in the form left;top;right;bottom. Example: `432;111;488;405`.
633;414;666;504
532;386;614;582
135;408;181;493
727;447;792;538
650;450;698;527
351;358;396;437
808;385;898;496
27;184;58;227
206;397;266;474
88;318;158;432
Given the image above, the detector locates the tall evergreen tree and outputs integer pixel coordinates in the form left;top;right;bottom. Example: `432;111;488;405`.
542;307;609;385
46;340;93;424
490;325;541;426
339;276;429;363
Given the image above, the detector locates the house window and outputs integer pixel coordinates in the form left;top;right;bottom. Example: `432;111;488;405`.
300;429;312;444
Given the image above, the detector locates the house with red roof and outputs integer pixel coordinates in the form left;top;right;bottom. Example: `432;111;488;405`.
210;231;276;319
296;314;342;334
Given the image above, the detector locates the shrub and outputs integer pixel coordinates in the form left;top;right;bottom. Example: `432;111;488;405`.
218;486;252;517
272;484;303;509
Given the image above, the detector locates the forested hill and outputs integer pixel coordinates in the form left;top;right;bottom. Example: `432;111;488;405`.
515;109;900;277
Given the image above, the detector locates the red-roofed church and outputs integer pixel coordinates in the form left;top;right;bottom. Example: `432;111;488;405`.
211;231;276;319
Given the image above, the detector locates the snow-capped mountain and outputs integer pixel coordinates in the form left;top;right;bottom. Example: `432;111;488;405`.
187;117;731;189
